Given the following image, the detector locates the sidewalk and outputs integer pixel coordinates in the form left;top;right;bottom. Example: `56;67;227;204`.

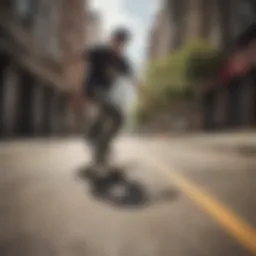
182;132;256;156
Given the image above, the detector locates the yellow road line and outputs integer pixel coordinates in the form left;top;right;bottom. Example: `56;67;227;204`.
149;157;256;255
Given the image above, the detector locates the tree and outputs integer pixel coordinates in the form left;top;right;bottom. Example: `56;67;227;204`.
185;40;223;84
135;39;222;125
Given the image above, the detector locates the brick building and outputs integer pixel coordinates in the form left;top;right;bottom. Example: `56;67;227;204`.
147;6;172;61
148;0;236;57
147;13;161;60
147;0;256;131
201;0;256;130
0;0;87;137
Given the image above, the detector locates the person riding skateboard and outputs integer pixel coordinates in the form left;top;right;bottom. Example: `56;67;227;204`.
82;27;134;166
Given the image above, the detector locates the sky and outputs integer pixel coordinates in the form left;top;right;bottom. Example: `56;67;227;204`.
89;0;160;72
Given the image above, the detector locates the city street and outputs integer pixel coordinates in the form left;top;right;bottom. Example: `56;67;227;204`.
0;136;256;256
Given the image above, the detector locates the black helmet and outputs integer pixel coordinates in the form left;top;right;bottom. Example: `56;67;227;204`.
112;27;132;42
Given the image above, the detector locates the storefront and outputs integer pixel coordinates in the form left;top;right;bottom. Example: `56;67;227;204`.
201;23;256;131
226;27;256;129
225;50;250;129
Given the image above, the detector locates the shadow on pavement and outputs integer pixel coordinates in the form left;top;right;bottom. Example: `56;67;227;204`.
76;164;178;208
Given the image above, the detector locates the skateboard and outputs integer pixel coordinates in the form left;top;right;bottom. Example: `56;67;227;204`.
84;160;125;183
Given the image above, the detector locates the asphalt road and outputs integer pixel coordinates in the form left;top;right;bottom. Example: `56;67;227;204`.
0;136;255;256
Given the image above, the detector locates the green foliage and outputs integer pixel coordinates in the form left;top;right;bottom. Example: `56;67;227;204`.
134;104;150;125
185;40;223;83
135;39;222;125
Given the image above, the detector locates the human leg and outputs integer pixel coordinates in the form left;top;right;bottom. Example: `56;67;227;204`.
93;103;124;164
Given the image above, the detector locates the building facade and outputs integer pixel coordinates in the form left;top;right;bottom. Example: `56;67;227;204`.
147;0;256;131
0;0;87;137
201;0;256;131
148;0;252;57
147;6;172;61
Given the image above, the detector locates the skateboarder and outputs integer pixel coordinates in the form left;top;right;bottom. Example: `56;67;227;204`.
82;27;134;167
